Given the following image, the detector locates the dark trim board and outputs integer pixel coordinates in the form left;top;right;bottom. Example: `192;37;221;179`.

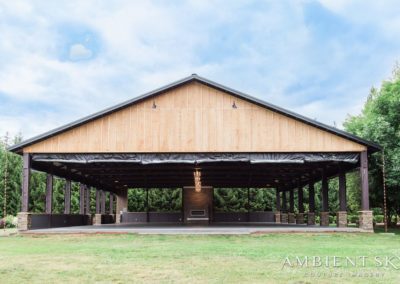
8;74;381;153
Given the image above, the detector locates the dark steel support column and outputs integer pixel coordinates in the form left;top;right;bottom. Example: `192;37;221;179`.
289;189;294;213
100;190;106;214
309;181;315;213
282;190;287;212
338;171;347;211
146;188;149;222
298;183;304;213
21;153;31;212
95;189;101;214
64;180;71;214
79;184;85;215
85;186;91;214
360;151;370;210
109;193;114;214
275;188;281;211
45;174;53;214
247;187;250;221
321;171;329;212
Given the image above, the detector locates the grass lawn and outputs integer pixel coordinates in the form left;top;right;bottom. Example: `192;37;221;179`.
0;229;399;283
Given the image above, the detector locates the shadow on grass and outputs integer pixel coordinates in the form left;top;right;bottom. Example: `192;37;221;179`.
374;225;400;235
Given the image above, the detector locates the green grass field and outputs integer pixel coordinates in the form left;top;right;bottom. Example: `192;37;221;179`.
0;229;399;283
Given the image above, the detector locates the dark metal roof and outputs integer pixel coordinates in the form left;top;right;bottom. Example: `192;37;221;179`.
8;74;381;153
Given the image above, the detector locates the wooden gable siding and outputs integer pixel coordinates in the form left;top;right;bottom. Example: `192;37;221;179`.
23;82;366;153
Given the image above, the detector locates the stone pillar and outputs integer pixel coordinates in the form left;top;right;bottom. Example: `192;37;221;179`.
64;180;71;214
116;188;128;224
296;213;304;224
307;212;315;226
275;189;281;223
320;211;330;226
93;214;102;226
45;174;53;214
320;170;329;226
337;171;348;227
359;211;373;231
281;212;288;224
21;153;31;212
17;212;31;231
288;213;296;224
79;184;85;215
359;151;373;231
337;211;347;228
308;181;316;225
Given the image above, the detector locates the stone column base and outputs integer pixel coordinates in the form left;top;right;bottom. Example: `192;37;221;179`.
288;213;296;224
86;214;92;225
274;212;281;223
296;213;304;224
359;210;373;231
320;212;329;226
17;212;31;231
93;214;102;226
307;212;315;225
115;213;121;224
281;213;288;224
336;211;348;227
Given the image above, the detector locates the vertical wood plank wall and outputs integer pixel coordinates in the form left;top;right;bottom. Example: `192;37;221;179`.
24;82;366;153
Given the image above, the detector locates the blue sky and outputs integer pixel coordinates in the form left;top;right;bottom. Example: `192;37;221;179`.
1;0;400;139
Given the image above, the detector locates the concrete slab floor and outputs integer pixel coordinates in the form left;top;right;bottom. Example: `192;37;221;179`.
21;223;370;235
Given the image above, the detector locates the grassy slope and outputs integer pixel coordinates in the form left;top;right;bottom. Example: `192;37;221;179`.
0;231;399;283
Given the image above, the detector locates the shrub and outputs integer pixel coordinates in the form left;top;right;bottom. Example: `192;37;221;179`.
4;215;18;228
0;219;5;229
329;215;334;224
374;215;384;223
348;215;359;224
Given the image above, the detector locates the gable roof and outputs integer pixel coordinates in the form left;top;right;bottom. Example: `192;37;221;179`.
8;74;381;153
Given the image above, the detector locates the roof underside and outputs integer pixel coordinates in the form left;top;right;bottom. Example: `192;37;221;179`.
8;74;381;153
31;153;360;192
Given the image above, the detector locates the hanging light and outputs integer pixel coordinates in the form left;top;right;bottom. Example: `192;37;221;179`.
194;168;202;192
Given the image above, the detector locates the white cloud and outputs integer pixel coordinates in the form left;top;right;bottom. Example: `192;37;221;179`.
0;0;399;139
69;44;92;61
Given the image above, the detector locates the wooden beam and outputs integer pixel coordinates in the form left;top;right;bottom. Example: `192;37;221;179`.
289;189;294;213
360;151;369;210
45;174;53;214
338;171;347;211
85;186;91;214
309;181;315;213
100;190;106;214
95;189;100;214
64;180;71;214
21;153;31;212
321;170;329;212
109;193;114;214
298;180;304;213
79;183;85;214
282;190;287;212
275;188;281;211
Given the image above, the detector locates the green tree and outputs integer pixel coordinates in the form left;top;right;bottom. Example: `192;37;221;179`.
344;66;400;224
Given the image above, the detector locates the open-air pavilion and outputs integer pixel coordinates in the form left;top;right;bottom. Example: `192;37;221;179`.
9;74;380;232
